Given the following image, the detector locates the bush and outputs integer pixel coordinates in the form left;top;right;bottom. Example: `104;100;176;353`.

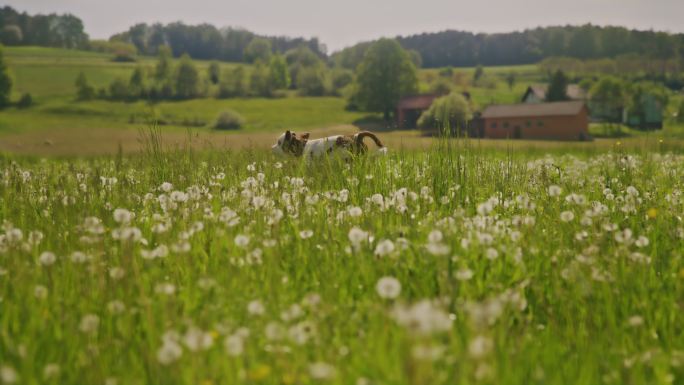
108;78;130;101
430;79;452;95
17;93;32;108
214;110;245;130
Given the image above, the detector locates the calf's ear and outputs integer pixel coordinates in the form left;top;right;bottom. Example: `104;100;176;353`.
285;130;291;140
301;133;310;140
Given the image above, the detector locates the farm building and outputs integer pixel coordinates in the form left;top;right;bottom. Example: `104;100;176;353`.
522;84;587;103
396;94;438;128
479;101;590;141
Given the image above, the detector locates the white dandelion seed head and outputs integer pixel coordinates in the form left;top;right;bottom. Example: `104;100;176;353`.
376;276;401;299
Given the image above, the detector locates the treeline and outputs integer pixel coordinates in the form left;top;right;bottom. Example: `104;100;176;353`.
333;25;684;68
109;23;326;62
74;46;354;103
539;56;683;89
0;6;88;48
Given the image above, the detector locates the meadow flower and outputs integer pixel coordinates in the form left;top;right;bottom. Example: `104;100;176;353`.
614;228;633;244
308;362;336;380
234;234;250;248
560;211;575;222
159;182;173;192
183;327;214;351
375;276;401;299
43;364;60;380
348;227;368;246
38;251;57;266
265;322;286;341
109;267;125;280
628;315;644;327
348;206;363;217
288;320;316;345
0;366;17;384
157;339;183;365
485;248;499;260
113;208;134;224
548;185;562;197
34;285;48;299
107;300;126;314
224;334;244;356
468;335;493;359
456;268;474;281
374;239;395;257
69;251;90;263
155;283;176;296
299;230;314;239
392;300;452;335
635;236;649;248
247;300;265;316
79;314;100;334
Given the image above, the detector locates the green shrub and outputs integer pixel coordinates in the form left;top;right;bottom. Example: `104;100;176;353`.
214;110;245;130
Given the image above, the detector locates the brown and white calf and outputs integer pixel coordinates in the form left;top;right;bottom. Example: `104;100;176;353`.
271;131;386;159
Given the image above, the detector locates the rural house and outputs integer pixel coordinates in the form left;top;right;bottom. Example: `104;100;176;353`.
479;101;590;140
522;84;587;103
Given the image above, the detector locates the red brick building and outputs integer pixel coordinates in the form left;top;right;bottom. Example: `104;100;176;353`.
480;101;590;141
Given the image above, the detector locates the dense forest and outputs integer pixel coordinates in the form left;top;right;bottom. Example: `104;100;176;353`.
334;25;684;68
0;6;88;48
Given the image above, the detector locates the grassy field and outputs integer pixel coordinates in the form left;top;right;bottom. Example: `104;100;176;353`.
2;46;684;157
1;141;684;384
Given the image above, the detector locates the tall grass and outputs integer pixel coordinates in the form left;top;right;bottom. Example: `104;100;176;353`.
0;140;683;384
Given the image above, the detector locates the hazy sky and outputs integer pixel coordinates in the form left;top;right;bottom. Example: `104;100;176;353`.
6;0;684;52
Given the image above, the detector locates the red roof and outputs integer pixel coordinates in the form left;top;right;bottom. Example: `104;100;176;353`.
397;94;438;110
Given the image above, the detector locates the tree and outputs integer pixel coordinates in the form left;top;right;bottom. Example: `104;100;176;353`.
408;50;422;68
589;76;625;122
473;65;484;83
417;92;472;134
546;70;569;102
75;71;95;100
218;66;246;98
249;64;273;97
352;39;418;120
1;25;22;45
297;66;326;96
0;46;11;108
506;72;517;90
208;61;220;85
269;55;290;90
155;45;172;81
244;38;272;63
129;67;146;98
175;54;200;99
